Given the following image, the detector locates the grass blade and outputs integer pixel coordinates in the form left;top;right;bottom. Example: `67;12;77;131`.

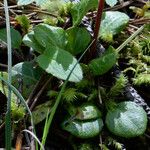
4;0;12;149
22;130;45;150
116;25;144;53
0;76;39;149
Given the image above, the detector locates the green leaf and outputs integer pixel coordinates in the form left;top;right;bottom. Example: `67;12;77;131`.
34;0;50;5
106;101;147;138
37;46;83;82
0;72;25;121
133;74;150;85
23;31;44;53
76;104;102;120
40;0;66;15
66;27;91;55
62;104;103;138
34;24;67;50
62;119;103;138
0;72;17;100
70;0;98;26
0;27;22;49
24;24;83;82
11;102;25;122
15;15;31;33
32;101;52;124
78;143;93;150
17;0;49;6
108;74;128;97
17;0;34;5
105;0;118;7
99;11;129;42
11;62;43;98
12;62;43;85
23;24;67;53
89;46;118;76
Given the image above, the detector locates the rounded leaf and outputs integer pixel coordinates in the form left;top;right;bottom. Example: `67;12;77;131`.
99;11;129;42
37;46;83;82
76;104;102;120
63;119;103;139
106;0;118;7
0;27;22;49
106;101;147;138
32;101;52;124
66;27;91;55
89;46;117;76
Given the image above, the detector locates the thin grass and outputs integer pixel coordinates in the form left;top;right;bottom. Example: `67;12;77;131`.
40;40;95;148
22;130;45;150
0;76;43;149
2;1;40;147
4;0;12;149
116;25;145;53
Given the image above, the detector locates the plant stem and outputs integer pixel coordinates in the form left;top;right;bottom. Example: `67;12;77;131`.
4;0;12;149
89;0;105;60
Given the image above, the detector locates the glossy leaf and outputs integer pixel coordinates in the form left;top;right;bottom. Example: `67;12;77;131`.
66;27;91;55
23;24;67;53
24;24;83;82
99;11;129;42
34;24;67;50
70;0;98;26
23;31;44;53
76;104;101;120
17;0;49;6
89;46;118;76
106;101;147;138
106;0;118;7
12;62;43;85
11;62;43;98
62;119;103;138
17;0;34;5
62;104;103;138
0;27;22;49
37;46;83;82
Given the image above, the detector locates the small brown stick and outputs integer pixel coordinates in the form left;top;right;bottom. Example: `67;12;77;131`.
128;24;150;35
15;133;23;150
0;122;5;131
129;24;139;29
130;18;150;25
27;73;46;105
11;19;43;25
0;63;8;68
0;2;16;15
127;28;147;39
26;12;37;17
0;5;19;10
24;9;58;18
136;0;146;4
29;77;52;111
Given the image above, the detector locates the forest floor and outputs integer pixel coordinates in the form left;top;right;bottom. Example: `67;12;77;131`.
0;0;150;150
